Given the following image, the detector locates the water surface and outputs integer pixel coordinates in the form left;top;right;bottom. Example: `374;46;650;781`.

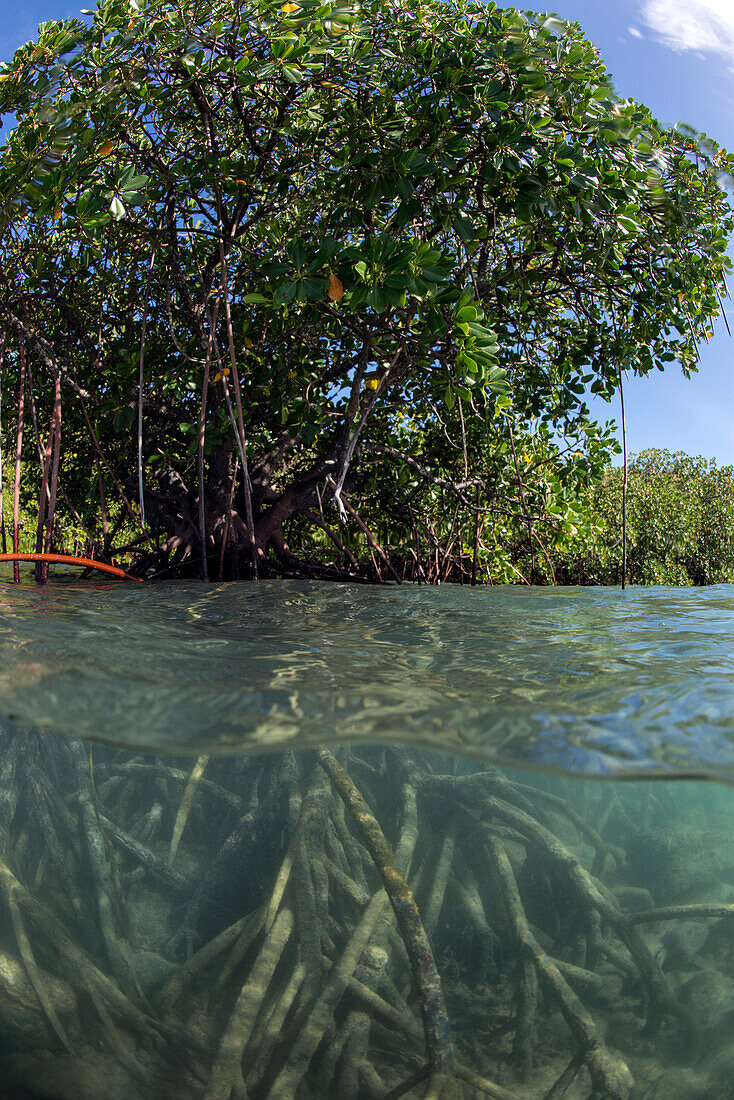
3;575;734;1099
2;573;733;778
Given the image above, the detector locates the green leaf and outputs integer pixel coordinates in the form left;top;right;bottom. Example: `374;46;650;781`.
419;266;447;283
281;65;303;84
109;195;125;220
121;174;149;192
453;215;474;242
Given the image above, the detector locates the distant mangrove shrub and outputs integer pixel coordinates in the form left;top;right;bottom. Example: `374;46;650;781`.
552;449;734;586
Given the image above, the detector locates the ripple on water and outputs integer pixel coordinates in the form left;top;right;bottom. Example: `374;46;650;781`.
1;573;734;779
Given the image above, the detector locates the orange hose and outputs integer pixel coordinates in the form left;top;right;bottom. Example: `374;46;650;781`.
0;553;143;582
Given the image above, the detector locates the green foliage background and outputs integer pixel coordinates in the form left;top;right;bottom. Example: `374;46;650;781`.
0;0;731;582
550;449;734;586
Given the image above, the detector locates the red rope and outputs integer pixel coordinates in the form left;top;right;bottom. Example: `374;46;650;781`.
0;553;142;582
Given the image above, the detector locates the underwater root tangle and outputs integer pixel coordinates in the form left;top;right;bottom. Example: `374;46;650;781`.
0;728;732;1099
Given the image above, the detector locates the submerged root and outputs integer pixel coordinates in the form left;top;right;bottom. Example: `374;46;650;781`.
169;755;209;868
205;907;295;1100
0;727;731;1099
5;883;73;1054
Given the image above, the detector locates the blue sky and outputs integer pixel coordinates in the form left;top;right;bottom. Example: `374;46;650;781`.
545;1;734;466
1;1;733;464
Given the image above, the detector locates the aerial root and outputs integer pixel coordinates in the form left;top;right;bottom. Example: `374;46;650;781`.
265;776;420;1099
541;1051;585;1100
513;957;538;1080
170;794;275;956
242;958;307;1092
486;835;633;1100
317;748;455;1079
422;1071;456;1099
99;811;188;891
157;913;258;1017
0;853;174;1090
168;754;209;867
5;883;73;1053
204;907;294;1100
70;739;144;1001
1;729;733;1098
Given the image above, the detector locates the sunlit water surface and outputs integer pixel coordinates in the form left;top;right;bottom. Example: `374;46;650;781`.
3;575;734;1099
1;573;734;777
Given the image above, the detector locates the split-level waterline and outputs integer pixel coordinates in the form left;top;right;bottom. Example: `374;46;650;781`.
1;578;734;1100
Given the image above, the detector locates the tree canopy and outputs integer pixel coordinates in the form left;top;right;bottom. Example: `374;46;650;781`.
0;0;731;580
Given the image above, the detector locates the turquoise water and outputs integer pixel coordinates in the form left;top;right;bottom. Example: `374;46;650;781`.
2;576;734;1099
1;575;734;777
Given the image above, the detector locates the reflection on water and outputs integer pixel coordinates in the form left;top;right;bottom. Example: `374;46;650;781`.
0;576;733;776
3;576;734;1097
2;730;734;1100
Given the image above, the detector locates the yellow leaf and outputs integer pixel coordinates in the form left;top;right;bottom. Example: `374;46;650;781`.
0;74;13;83
53;207;62;221
243;337;254;349
236;179;247;186
96;139;115;158
321;81;340;87
327;273;344;301
365;378;380;391
214;372;222;383
281;3;300;11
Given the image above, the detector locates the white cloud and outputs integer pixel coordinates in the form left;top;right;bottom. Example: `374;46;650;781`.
642;0;734;60
628;25;644;39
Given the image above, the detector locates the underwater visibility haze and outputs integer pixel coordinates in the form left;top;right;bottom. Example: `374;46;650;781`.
2;578;734;1099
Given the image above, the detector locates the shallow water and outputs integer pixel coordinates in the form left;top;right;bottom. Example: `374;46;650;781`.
3;737;734;1100
2;575;734;1099
1;575;734;777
